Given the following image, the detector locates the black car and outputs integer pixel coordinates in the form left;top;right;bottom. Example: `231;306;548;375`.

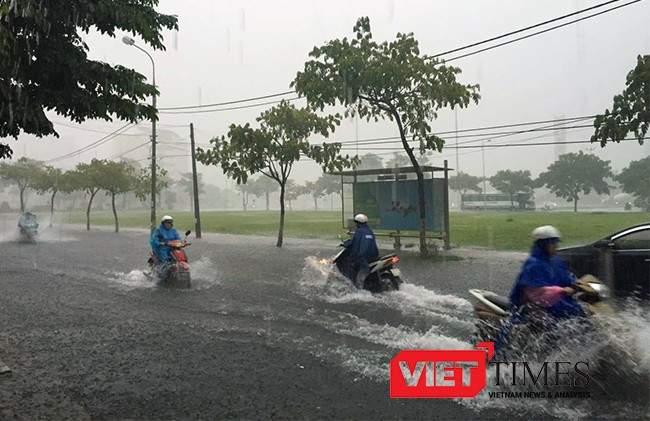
557;223;650;299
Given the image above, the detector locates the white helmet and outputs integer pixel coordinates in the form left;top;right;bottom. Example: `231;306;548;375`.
161;215;174;223
531;225;561;242
354;213;368;224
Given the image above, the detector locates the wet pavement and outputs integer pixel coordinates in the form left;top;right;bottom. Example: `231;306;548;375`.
0;221;647;420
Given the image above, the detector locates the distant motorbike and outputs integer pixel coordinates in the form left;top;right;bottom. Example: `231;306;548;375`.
147;230;192;288
468;274;613;345
333;238;402;293
17;212;39;242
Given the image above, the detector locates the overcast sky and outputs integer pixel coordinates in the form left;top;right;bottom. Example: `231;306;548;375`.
9;0;650;187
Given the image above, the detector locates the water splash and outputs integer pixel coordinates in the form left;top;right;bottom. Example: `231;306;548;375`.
299;256;475;331
188;256;221;290
107;269;155;290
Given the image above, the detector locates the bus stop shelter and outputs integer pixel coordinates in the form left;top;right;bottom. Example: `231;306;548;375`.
332;161;452;250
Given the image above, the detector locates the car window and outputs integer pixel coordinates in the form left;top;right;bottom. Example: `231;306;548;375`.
613;229;650;250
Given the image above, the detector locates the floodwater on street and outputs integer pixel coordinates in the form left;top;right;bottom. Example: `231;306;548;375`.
0;219;648;420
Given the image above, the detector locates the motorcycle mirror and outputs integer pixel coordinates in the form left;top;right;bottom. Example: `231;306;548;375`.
185;230;191;236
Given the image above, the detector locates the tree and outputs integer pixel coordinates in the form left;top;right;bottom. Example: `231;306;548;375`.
95;161;137;232
0;157;42;211
614;156;650;211
0;0;178;159
384;151;412;169
283;180;304;211
197;100;356;247
249;176;279;211
71;159;105;230
592;55;649;147
537;151;613;212
489;170;535;207
235;182;255;211
133;165;170;206
292;17;480;256
178;172;205;213
356;153;384;170
448;172;483;200
32;166;72;227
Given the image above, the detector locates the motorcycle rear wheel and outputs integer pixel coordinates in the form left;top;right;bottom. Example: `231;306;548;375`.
379;273;400;292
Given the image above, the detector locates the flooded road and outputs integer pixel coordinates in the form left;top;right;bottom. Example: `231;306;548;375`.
0;221;647;420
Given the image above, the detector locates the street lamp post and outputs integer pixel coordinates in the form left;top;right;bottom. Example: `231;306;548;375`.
122;36;157;232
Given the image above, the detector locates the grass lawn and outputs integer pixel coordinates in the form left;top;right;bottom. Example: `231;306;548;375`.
54;209;649;252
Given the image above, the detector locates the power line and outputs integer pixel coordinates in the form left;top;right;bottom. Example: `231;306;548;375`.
53;121;143;136
338;137;637;151
445;0;642;62
159;97;302;115
45;122;137;164
334;115;595;146
431;0;623;58
152;1;639;114
105;141;151;160
158;91;295;111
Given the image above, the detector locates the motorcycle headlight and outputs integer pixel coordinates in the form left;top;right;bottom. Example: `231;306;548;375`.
588;282;610;298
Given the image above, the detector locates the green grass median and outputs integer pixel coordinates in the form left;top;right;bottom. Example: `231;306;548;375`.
55;210;649;251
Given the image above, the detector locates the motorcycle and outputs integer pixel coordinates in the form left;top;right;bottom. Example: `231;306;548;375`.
17;212;39;242
333;238;402;293
468;274;613;345
147;230;192;288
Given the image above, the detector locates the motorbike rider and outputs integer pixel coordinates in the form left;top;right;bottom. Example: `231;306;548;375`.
495;225;585;351
349;213;379;288
149;215;182;277
18;211;39;231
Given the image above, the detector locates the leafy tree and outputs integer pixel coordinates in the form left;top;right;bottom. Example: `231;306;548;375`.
197;100;356;247
592;55;649;147
71;159;105;230
384;152;412;169
95;161;137;232
302;181;322;210
235;182;256;211
303;174;343;210
614;156;650;211
32;166;71;227
489;170;535;207
448;172;483;200
537;151;613;212
249;176;279;210
283;179;304;211
133;164;170;206
0;0;178;159
292;17;480;256
178;172;205;213
356;153;384;170
0;157;42;211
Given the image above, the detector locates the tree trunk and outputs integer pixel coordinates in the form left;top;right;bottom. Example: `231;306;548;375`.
242;192;247;211
49;190;57;227
112;193;119;233
19;186;25;213
265;192;270;211
86;190;98;231
313;195;318;211
393;109;428;257
574;196;578;213
277;184;285;247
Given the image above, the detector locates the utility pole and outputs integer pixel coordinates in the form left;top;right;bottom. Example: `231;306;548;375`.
190;123;202;238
